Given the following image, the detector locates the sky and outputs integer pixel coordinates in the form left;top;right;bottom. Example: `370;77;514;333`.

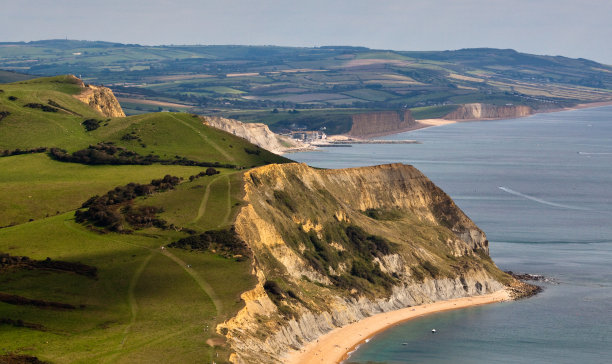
2;0;611;64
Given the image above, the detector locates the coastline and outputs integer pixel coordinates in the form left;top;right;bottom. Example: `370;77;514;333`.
284;289;511;364
329;100;612;141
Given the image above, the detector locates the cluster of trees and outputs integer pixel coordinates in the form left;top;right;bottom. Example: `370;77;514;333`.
48;143;237;169
1;147;47;157
82;118;102;131
244;147;261;155
49;143;161;165
0;252;97;278
75;175;180;232
168;227;249;259
188;168;219;181
24;103;58;112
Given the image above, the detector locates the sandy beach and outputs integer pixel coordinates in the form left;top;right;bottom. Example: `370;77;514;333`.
284;289;511;364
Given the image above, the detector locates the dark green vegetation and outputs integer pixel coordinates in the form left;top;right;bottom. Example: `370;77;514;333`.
0;76;282;363
1;40;611;133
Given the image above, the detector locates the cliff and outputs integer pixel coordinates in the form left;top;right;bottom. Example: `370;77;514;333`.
443;103;532;120
348;110;416;138
72;77;125;118
221;163;516;363
201;116;309;154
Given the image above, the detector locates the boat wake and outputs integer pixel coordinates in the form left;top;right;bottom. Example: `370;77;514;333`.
498;186;591;211
578;152;612;155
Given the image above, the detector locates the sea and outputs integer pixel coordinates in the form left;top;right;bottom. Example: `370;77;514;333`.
291;106;612;364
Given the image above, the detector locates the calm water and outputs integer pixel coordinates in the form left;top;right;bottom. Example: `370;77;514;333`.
292;106;612;364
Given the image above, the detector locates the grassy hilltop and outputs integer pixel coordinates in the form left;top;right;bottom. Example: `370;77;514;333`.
0;75;289;363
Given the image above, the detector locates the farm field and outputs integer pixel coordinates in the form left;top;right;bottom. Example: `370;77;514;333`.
2;41;611;133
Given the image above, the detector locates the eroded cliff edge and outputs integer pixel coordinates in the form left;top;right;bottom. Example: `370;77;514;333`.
348;110;416;138
443;103;532;121
201;115;309;154
220;163;524;363
72;76;125;118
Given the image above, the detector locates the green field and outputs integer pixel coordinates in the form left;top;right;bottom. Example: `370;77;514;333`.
0;76;290;167
0;75;281;363
0;210;254;363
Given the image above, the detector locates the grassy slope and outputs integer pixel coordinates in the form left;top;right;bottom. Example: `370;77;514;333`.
0;76;291;167
0;211;254;363
0;153;208;227
0;164;255;363
0;76;271;363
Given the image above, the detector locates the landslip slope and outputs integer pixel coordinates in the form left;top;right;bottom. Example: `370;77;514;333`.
201;115;308;154
220;162;523;363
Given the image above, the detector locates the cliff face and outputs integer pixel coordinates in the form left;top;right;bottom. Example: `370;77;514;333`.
443;103;532;120
348;110;416;138
222;163;513;363
72;79;125;118
202;116;309;154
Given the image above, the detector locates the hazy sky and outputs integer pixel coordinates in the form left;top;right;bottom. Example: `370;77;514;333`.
3;0;611;64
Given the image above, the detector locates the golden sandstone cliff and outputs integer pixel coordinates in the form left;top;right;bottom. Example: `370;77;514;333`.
72;77;125;118
220;163;518;363
443;103;532;120
348;110;416;138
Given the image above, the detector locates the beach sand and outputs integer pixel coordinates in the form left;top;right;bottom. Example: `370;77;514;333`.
284;289;511;364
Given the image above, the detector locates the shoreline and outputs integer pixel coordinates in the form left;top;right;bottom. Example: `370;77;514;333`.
284;289;511;364
331;100;612;141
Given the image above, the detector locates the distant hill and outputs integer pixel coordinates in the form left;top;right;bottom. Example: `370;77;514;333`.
0;70;35;83
1;42;611;133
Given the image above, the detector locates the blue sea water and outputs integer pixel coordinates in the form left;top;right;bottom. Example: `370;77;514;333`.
291;106;612;364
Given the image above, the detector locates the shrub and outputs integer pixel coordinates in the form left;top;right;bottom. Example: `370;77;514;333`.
168;227;249;258
82;119;102;131
75;176;180;232
24;103;58;112
205;167;219;175
0;111;10;122
1;147;46;157
244;147;261;155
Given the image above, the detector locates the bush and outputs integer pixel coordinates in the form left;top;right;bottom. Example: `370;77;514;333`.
206;167;219;175
168;227;249;258
0;111;10;122
244;147;261;155
49;143;238;168
75;176;180;232
24;103;58;112
82;119;102;131
1;147;46;157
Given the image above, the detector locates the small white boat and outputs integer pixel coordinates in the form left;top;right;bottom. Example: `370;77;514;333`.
431;329;436;333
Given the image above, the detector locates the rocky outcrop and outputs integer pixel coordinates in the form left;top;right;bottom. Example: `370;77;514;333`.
221;163;515;363
443;103;532;120
72;77;125;118
201;116;309;154
348;110;416;138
